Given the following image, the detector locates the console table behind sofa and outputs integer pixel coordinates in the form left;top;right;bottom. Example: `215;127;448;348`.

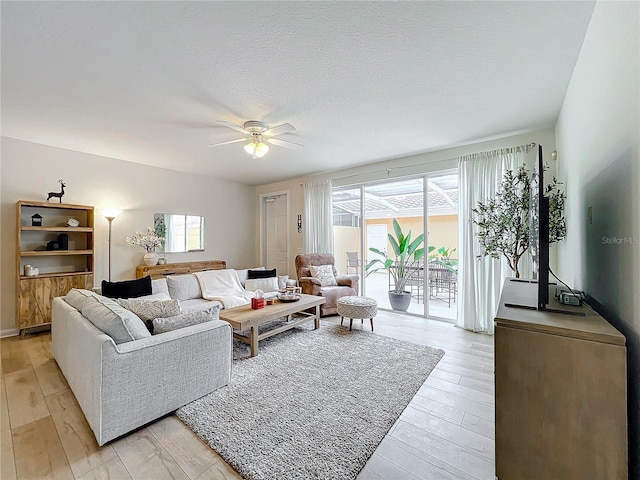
136;260;227;279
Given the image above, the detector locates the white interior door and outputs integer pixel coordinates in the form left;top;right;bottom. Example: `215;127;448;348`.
264;194;289;274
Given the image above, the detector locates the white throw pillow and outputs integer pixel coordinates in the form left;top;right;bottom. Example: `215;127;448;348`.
309;265;337;286
153;307;221;334
245;277;280;293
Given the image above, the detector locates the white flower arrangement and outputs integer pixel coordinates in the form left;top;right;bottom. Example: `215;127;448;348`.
126;227;164;253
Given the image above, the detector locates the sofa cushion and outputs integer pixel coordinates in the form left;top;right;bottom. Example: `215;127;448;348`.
65;288;99;311
81;295;151;344
152;307;221;334
135;292;172;301
151;278;170;296
180;298;224;313
101;277;152;299
248;268;277;279
245;277;279;292
309;265;338;286
167;274;202;301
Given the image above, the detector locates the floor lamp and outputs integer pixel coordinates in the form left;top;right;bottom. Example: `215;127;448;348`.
103;210;122;282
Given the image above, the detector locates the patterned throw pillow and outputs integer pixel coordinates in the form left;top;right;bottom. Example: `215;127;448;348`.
117;298;182;321
308;265;337;286
152;306;221;334
117;298;183;333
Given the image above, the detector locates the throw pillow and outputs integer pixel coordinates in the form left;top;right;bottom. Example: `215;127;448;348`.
81;295;151;344
245;277;280;293
117;298;182;322
308;265;337;286
166;274;202;301
153;307;220;334
117;297;182;333
101;277;152;299
247;268;277;279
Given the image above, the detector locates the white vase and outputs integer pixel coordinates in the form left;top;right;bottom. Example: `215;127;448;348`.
143;252;158;266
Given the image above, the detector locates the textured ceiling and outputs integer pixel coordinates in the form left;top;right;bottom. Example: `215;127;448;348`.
1;1;595;185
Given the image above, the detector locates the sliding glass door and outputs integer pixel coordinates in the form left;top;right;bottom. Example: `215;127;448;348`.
332;170;459;322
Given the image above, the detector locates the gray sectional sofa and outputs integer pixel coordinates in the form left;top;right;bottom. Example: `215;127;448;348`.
51;267;286;445
52;288;232;446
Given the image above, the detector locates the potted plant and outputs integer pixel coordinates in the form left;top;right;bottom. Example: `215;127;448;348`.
428;246;458;271
473;164;566;278
366;219;425;311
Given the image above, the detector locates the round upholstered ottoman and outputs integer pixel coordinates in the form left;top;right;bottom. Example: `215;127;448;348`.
337;296;378;331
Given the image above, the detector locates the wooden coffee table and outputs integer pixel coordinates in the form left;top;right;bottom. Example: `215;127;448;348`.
219;294;326;357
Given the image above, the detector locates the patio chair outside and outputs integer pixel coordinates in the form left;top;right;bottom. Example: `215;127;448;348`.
346;251;362;275
428;262;458;307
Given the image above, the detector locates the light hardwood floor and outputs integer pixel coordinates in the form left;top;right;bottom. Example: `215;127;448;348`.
0;311;494;480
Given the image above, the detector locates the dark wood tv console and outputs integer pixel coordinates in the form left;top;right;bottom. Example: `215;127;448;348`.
494;279;627;479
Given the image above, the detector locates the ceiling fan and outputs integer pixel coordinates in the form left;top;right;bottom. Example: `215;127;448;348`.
206;120;304;159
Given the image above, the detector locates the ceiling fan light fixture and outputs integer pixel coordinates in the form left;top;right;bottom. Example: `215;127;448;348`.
244;139;269;158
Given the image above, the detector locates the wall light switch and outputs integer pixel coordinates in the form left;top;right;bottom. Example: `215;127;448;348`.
587;206;593;224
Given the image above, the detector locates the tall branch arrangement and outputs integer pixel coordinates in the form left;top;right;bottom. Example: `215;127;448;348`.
126;227;164;253
472;164;566;278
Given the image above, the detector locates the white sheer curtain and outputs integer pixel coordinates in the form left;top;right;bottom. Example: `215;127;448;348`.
457;146;532;334
303;179;334;254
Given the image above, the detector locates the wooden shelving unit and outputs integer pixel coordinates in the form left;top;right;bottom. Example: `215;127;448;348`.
16;200;95;335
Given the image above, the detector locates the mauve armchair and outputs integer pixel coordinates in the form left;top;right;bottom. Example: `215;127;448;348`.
295;253;359;316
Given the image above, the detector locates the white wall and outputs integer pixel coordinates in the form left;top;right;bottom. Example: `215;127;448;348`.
556;2;639;478
1;137;256;335
255;127;557;279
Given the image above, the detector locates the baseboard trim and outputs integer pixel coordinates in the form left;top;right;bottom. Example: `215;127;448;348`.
1;328;19;338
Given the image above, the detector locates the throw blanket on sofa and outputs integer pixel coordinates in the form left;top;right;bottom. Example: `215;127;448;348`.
194;270;255;308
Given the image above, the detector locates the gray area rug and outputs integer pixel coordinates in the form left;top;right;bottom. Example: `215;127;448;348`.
176;322;445;480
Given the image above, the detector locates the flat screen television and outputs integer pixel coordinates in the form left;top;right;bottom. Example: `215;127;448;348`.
529;144;550;310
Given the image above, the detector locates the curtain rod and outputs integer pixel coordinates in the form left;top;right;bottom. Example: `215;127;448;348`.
300;156;458;187
459;142;537;160
300;142;537;186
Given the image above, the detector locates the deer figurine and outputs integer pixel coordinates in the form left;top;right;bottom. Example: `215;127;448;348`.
47;180;66;203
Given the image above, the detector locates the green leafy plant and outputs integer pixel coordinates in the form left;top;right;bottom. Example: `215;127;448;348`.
429;246;458;271
366;219;425;293
472;164;566;278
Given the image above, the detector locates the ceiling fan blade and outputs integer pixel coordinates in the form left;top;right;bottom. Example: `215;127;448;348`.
218;120;250;134
205;138;247;147
263;123;295;137
267;137;304;149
